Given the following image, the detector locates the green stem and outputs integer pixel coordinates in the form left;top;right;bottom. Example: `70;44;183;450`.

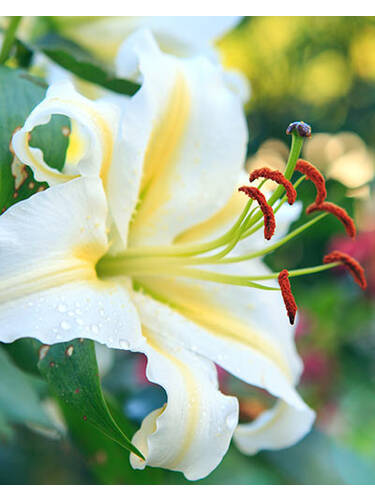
0;16;22;65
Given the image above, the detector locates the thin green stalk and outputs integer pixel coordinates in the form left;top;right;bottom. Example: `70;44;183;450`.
0;16;22;65
240;174;306;241
98;254;339;289
219;213;328;264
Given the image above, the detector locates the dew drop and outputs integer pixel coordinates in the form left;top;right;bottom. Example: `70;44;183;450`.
76;318;84;326
119;339;130;349
60;320;71;331
57;304;67;313
91;324;99;334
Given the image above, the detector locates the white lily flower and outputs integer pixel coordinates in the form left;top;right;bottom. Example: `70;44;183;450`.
5;29;315;480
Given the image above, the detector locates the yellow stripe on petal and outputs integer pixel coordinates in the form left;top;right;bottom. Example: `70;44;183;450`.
142;326;200;467
174;189;246;244
22;134;76;183
0;260;97;305
130;72;190;242
138;277;292;379
65;121;86;165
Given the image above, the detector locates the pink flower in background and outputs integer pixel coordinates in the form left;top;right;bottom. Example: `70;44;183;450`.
295;310;313;339
330;231;375;295
301;350;332;383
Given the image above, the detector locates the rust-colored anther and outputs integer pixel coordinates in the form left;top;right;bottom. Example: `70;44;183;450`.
323;250;367;290
295;159;327;205
278;269;298;325
249;167;297;205
238;186;276;240
307;201;356;239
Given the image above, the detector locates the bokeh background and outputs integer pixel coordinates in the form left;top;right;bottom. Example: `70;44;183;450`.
1;16;375;484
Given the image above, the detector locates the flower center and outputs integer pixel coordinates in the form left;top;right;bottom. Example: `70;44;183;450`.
96;122;367;324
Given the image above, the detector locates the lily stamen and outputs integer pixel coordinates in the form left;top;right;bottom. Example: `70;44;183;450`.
323;251;367;289
238;186;276;240
249;167;297;205
307;201;356;239
295;159;327;205
278;269;298;325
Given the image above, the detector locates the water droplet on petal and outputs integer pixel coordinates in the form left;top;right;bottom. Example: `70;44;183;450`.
119;339;130;349
58;304;67;313
60;320;71;331
91;324;99;334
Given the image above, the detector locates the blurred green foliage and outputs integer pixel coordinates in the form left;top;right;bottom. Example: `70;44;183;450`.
220;17;375;151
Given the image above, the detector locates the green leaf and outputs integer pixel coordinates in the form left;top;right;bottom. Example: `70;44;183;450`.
0;346;54;430
59;395;164;484
35;33;140;96
0;65;70;212
0;16;22;65
37;339;144;460
3;338;41;376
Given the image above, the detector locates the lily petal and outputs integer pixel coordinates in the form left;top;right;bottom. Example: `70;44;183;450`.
12;80;120;187
234;400;315;455
116;29;248;246
0;179;143;351
129;323;238;480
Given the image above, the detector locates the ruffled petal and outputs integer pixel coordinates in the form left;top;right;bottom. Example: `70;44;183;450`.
132;282;313;463
116;29;248;246
234;401;315;455
129;323;238;480
12;80;120;187
0;179;143;351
